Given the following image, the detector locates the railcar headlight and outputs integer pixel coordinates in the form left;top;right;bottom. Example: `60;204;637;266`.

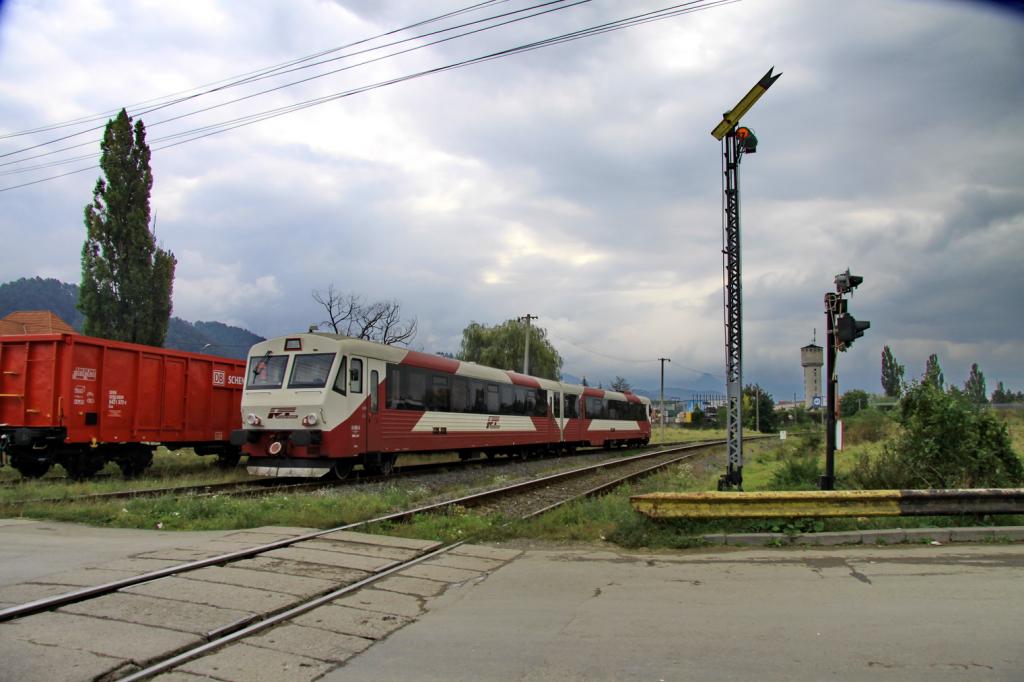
302;413;318;426
246;413;262;427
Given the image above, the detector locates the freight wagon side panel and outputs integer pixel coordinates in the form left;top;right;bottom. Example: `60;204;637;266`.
96;345;136;444
136;354;163;434
162;358;187;434
66;339;104;440
208;362;244;442
0;339;60;428
185;358;212;440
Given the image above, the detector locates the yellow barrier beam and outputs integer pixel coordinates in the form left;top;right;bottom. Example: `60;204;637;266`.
631;489;1024;519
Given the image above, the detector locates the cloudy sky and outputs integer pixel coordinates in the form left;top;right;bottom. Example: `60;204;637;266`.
1;0;1022;400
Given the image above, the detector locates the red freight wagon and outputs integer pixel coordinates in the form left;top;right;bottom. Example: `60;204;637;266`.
0;333;245;479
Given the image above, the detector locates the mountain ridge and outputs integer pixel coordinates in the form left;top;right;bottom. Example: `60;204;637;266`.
0;277;263;360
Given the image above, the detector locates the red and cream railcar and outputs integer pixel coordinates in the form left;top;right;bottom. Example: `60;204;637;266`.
234;333;651;478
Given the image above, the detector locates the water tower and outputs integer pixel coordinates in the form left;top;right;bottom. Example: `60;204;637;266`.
801;333;823;409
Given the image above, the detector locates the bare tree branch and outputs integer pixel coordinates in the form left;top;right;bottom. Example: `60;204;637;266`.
311;286;417;346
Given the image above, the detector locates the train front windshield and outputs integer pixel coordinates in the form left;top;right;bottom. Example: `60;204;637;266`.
248;355;288;389
288;353;336;389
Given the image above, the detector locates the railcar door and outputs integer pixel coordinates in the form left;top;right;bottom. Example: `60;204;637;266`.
364;360;385;453
347;356;368;453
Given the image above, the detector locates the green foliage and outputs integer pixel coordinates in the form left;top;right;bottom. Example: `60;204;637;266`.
964;363;988;406
923;353;944;390
880;345;904;398
851;381;1023;489
842;408;893;446
840;388;870;418
458;319;563;379
742;383;777;432
0;277;83;329
768;433;823;490
991;382;1024;404
79;109;176;346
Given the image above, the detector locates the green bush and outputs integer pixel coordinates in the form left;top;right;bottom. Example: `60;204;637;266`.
843;408;892;446
851;381;1023;489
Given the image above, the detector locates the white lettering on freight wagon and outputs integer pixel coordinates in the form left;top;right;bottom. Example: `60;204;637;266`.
212;370;226;386
73;367;97;381
107;390;127;409
227;374;244;386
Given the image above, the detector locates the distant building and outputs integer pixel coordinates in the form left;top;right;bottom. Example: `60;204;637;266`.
0;311;77;336
801;341;823;409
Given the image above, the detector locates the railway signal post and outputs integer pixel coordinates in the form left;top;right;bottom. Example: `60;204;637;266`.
710;67;781;490
821;270;870;490
659;357;671;436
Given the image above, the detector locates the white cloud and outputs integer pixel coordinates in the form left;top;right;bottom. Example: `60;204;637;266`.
1;0;1022;398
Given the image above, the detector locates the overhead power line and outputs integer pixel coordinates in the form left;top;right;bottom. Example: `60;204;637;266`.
0;0;738;193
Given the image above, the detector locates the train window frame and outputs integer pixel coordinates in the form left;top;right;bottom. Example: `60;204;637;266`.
486;384;500;414
451;376;469;413
350;358;363;394
287;353;336;389
428;374;450;411
332;356;348;395
369;370;379;412
563;394;579;419
248;354;289;389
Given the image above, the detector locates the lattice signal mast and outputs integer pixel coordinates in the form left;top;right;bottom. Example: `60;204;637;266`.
710;67;781;490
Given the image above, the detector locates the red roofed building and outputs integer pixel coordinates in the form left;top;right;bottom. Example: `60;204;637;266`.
0;311;78;336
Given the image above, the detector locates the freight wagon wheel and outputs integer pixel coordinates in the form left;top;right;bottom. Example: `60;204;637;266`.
11;458;51;479
61;453;105;481
116;448;154;479
331;460;354;481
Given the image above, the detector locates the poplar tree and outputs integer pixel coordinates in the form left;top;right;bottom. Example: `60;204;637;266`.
79;109;176;345
924;354;944;390
964;363;987;406
880;345;904;398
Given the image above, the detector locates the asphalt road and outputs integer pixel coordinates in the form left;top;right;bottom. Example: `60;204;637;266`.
329;542;1024;682
1;519;1021;681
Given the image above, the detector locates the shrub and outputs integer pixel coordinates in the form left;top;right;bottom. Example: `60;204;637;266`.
843;408;892;446
853;381;1023;489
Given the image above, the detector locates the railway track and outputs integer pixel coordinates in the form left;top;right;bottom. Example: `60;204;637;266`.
0;439;727;680
1;439;725;506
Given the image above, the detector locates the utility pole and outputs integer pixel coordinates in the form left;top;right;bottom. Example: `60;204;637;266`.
518;314;538;375
711;67;781;490
755;384;760;432
658;357;671;437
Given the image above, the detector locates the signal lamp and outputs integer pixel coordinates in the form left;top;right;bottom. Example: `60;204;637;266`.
736;127;758;153
836;313;871;348
302;413;318;427
246;413;262;427
835;269;864;294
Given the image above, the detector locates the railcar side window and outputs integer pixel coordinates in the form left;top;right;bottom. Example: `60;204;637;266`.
370;370;379;412
248;355;289;389
499;385;515;415
563;394;579;418
486;385;500;413
428;375;450;411
288;353;336;389
451;377;469;412
470;381;486;412
350;358;363;393
332;357;348;395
